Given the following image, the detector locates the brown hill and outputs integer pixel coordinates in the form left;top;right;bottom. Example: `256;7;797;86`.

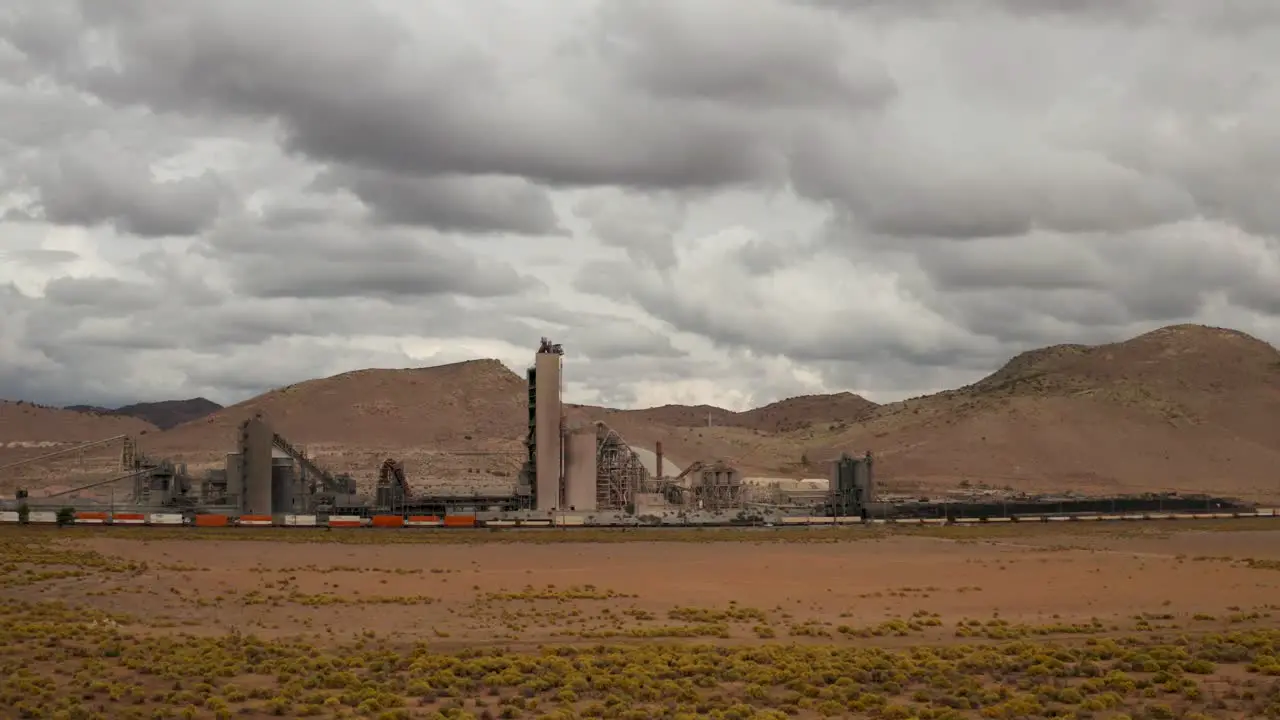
738;392;878;432
66;398;224;430
145;359;530;493
793;324;1280;500
0;400;158;444
0;400;159;495
573;393;877;433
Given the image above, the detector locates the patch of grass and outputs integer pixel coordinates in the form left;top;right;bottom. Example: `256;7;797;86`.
2;598;1280;718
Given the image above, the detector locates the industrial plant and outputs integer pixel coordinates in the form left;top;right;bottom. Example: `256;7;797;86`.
0;338;1263;528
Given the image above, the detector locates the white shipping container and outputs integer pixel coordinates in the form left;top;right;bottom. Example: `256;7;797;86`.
149;513;185;525
0;511;18;523
285;515;317;527
28;511;57;524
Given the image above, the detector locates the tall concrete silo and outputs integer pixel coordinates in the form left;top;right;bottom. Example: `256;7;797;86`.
532;341;563;511
271;454;295;514
225;453;244;507
239;414;274;514
563;426;598;512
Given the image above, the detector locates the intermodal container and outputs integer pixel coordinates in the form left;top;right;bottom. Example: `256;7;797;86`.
28;511;57;524
111;512;146;524
149;513;185;525
285;514;317;527
0;511;19;523
442;514;476;528
194;514;230;527
74;511;108;524
237;515;274;526
327;515;364;528
405;515;442;527
370;515;405;528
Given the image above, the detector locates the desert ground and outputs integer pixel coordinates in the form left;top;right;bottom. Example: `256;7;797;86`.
3;521;1280;718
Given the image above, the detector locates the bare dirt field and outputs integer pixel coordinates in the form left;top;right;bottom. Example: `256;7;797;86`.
3;522;1280;718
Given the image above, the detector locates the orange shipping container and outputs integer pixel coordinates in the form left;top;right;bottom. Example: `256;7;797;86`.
238;515;273;525
443;515;476;527
112;512;146;522
195;514;230;527
370;515;405;528
75;512;108;521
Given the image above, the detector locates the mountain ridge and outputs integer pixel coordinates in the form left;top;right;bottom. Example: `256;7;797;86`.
5;323;1279;500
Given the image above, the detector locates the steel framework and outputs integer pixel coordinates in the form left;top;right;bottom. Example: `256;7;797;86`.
595;423;647;510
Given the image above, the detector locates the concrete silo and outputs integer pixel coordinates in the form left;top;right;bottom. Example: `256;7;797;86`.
271;454;296;514
239;414;273;515
563;426;598;512
529;339;564;512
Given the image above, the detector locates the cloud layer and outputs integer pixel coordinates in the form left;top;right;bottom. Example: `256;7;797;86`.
3;0;1280;410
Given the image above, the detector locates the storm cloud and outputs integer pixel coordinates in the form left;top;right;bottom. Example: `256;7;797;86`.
2;0;1280;410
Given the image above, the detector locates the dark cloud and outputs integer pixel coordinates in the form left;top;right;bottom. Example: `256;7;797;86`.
314;167;562;235
203;219;537;300
42;276;162;310
7;143;228;237
2;0;1280;412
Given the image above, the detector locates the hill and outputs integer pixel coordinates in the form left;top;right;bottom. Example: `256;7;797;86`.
580;393;878;433
737;392;878;432
146;359;530;493
0;400;159;445
792;325;1280;500
66;398;223;430
0;400;159;495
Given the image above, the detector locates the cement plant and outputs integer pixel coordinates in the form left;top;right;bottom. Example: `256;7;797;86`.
0;338;1265;528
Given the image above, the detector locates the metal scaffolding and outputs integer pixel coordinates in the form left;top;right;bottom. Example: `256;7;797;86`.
595;423;647;510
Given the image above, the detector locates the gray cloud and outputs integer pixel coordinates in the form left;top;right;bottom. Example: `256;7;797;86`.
314;167;562;235
1;0;1280;413
203;219;537;300
3;132;230;237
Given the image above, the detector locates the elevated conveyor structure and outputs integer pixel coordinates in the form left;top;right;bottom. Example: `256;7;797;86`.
0;435;133;474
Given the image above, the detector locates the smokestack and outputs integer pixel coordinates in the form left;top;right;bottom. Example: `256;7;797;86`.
656;441;664;479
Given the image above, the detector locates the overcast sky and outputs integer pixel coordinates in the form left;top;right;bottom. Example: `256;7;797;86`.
2;0;1280;411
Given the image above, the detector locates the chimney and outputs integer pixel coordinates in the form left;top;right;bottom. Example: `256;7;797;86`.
656;441;664;479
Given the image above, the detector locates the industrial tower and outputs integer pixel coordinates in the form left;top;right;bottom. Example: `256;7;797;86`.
526;338;564;512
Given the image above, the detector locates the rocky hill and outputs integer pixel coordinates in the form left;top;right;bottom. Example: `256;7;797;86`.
0;400;159;446
576;392;878;433
0;400;159;495
66;398;223;430
795;325;1280;500
146;359;530;493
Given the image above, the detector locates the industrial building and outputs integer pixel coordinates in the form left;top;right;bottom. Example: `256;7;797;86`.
521;337;657;514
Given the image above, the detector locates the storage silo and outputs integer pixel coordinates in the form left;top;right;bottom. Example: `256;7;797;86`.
225;453;243;505
533;349;563;511
563;427;598;512
271;454;295;514
239;414;273;514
